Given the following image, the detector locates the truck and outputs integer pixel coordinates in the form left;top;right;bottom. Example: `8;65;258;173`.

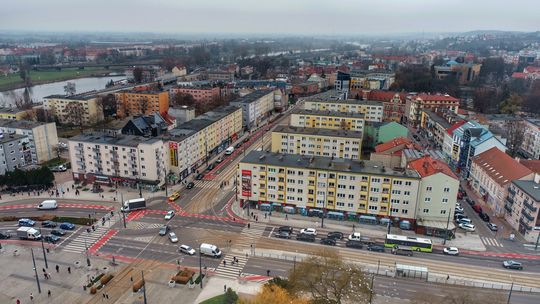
121;198;146;212
17;227;41;240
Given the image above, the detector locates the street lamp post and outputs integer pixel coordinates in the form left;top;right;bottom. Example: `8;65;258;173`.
142;271;148;304
443;206;452;245
199;244;203;289
31;248;41;294
507;281;514;304
40;235;49;269
85;238;91;267
535;231;540;251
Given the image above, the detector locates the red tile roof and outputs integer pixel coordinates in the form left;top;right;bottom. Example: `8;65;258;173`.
446;120;466;135
413;94;459;102
472;147;532;186
367;90;406;102
519;160;540;174
374;137;412;153
512;72;527;79
408;156;458;179
524;66;540;74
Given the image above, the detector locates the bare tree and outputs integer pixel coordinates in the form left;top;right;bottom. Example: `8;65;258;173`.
64;82;76;96
412;289;506;304
64;102;85;129
506;119;525;157
99;94;117;118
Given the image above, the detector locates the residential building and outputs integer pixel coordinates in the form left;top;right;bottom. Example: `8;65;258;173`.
0;119;58;164
334;71;350;92
363;121;409;148
349;70;395;93
291;82;320;96
170;86;221;104
420;110;452;148
442;121;466;163
207;70;235;82
168;105;196;124
405;93;460;126
365;90;407;123
115;90;169;118
408;156;459;237
505;176;540;242
434;61;482;85
43;94;104;126
303;99;383;122
0;107;28;120
400;149;447;169
0;134;28;175
521;118;540;160
271;125;362;160
230;90;275;129
121;113;170;137
68;133;166;189
238;151;421;222
470;147;533;216
371;137;414;168
290;109;365;132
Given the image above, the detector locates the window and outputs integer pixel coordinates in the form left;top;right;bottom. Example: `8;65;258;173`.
423;209;429;213
404;191;411;195
401;209;408;214
425;197;431;202
442;198;448;203
405;181;412;186
444;187;450;192
426;186;433;191
368;205;378;210
441;210;447;214
393;180;403;185
403;200;409;205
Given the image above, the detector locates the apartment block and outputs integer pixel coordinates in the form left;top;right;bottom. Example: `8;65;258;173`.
230;90;275;129
290;109;365;132
505;176;540;243
521;118;540;160
43;94;104;126
68;133;166;189
115;90;169;118
0;134;29;175
405;93;460;126
365;90;407;123
0;107;28;120
303;99;383;122
170;86;221;104
0;119;58;164
271;125;362;160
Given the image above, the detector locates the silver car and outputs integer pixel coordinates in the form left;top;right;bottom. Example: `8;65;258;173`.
168;232;178;243
178;244;196;255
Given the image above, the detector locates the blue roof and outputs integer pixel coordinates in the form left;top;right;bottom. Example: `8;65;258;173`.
447;60;459;65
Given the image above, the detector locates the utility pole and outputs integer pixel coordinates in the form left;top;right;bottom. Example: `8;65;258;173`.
31;248;41;294
142;271;148;304
85;238;91;267
507;281;514;304
121;192;126;228
443;207;451;245
40;235;48;269
199;244;203;289
138;180;142;198
535;231;540;251
369;274;374;304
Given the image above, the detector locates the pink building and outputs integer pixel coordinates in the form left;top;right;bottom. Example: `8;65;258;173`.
171;86;221;104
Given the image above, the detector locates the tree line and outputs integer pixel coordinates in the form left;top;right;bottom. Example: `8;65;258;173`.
0;167;54;188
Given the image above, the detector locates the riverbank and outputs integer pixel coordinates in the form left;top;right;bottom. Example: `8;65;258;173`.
0;68;123;92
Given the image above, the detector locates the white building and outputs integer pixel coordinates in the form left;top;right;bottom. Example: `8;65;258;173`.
303;99;383;122
230;90;275;129
0;119;58;164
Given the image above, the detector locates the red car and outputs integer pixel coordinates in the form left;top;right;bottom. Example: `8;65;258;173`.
472;205;483;214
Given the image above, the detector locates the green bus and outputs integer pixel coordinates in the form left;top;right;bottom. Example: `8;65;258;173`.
384;234;433;253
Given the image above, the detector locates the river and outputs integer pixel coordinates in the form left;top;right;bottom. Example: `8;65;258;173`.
0;76;125;106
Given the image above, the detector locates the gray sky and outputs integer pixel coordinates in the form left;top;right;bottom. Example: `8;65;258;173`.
1;0;538;35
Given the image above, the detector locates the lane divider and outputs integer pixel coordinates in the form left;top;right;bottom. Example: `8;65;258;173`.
0;203;114;210
88;229;118;254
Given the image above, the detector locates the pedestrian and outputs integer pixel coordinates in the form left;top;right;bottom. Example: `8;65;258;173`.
264;213;267;219
446;275;450;281
247;223;250;229
223;260;226;266
130;276;133;282
224;285;227;292
30;293;33;302
267;270;270;276
42;268;46;273
285;214;288;220
68;266;71;274
102;293;106;299
106;294;109;299
16;299;20;304
48;290;51;297
256;216;258;222
55;265;59;273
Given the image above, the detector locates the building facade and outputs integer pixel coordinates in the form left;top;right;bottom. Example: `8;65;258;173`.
0;134;28;175
0;107;28;120
0;119;58;164
230;90;275;129
271;125;362;160
290;109;365;132
43;94;104;126
521;118;540;160
505;177;540;242
303;99;383;122
405;94;460;126
170;86;221;104
115;90;169;118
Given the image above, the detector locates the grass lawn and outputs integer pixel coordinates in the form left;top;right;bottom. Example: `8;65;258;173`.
0;67;110;90
199;294;227;304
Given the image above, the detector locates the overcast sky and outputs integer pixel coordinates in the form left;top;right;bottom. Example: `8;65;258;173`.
1;0;538;35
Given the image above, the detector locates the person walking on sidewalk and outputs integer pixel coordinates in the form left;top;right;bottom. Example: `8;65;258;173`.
47;290;51;297
55;265;59;273
67;266;71;274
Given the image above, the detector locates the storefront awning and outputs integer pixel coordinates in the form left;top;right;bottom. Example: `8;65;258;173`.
417;219;456;230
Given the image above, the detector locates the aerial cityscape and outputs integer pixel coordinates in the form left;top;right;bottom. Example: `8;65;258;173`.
1;1;540;303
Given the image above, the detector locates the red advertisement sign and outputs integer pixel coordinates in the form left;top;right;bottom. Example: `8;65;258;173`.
241;170;252;197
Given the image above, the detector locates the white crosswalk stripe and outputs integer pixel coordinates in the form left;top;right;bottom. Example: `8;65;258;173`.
480;236;504;247
213;254;249;279
60;217;118;253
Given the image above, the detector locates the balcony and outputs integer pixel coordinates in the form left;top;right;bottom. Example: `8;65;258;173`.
506;196;514;206
508;187;516;196
504;203;513;213
519;218;533;231
521;209;535;222
523;200;538;213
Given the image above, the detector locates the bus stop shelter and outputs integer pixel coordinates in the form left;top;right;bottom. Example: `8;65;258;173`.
395;264;428;280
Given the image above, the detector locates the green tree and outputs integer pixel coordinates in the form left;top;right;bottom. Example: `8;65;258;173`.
224;287;238;304
499;93;522;114
133;67;144;83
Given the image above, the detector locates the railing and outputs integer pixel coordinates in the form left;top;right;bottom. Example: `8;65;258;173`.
521;209;535;222
520;218;533;231
523;200;538;213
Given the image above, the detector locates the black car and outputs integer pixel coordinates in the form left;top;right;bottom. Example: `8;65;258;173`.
367;244;385;252
278;226;293;234
42;220;57;228
50;229;66;236
0;231;10;239
479;212;490;222
296;233;315;242
274;231;291;239
186;182;195;189
345;240;363;249
466;198;475;206
206;164;215;171
159;225;170;236
243;137;250;143
235;143;242;149
195;173;204;180
44;235;60;244
326;231;343;240
320;238;336;246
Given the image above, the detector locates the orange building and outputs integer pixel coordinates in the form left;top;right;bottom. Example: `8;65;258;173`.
115;90;169;118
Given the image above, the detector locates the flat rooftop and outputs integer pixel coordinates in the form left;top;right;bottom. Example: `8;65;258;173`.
304;99;383;107
0;118;50;129
231;89;274;104
0;133;26;144
291;109;365;119
69;133;161;147
272;125;363;139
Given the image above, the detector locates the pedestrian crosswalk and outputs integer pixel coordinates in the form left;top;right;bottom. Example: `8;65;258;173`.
213;222;267;279
61;217;118;254
480;236;504;247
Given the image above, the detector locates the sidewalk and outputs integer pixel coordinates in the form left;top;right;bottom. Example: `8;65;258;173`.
194;276;262;303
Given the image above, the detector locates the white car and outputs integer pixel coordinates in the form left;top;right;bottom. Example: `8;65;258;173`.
443;247;459;256
455;206;464;213
164;210;175;220
168;232;178;243
348;232;361;241
459;223;476;232
178;244;196;255
300;228;317;236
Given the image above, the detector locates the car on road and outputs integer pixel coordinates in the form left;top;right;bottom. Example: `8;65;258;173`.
391;246;413;256
164;210;175;220
18;218;36;227
503;260;523;270
296;233;316;242
299;228;317;236
345;240;363;249
367;244;385;252
320;238;336;246
0;231;10;239
243;137;250;143
216;157;224;163
443;247;459;256
51;165;67;172
348;232;362;241
59;222;75;230
178;244;196;255
234;143;242;149
159;225;170;236
186;182;195;189
42;221;57;228
487;223;498;231
278;226;293;234
327;231;343;240
50;229;66;236
479;212;490;222
206;163;215;171
168;232;178;243
168;191;180;201
195;173;204;180
274;231;291;239
44;235;60;244
455;206;464;213
459;223;476;232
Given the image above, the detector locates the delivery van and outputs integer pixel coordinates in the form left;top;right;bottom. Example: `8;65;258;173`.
224;146;234;155
199;243;222;258
37;200;58;210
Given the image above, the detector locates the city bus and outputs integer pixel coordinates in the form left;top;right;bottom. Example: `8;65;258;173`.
384;234;433;253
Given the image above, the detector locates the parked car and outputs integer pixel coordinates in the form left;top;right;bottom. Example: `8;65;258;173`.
348;232;362;241
159;225;170;236
51;165;67;172
195;173;204;180
274;231;291;239
164;210;175;220
472;205;483;214
479;212;490;222
487;223;498;231
455;214;468;221
443;247;459;256
18;218;36;227
206;164;215;171
320;238;337;246
178;244;196;255
186;182;195;189
296;233;316;242
503;260;523;270
243;137;250;143
42;221;57;228
59;222;75;230
234;143;242;149
299;228;317;236
0;231;11;239
459;223;476;232
50;229;66;236
278;226;293;234
367;244;385;252
455;206;464;213
466;198;475;206
327;231;343;240
345;240;363;249
216;157;224;163
168;232;178;243
44;235;60;244
457;218;472;225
